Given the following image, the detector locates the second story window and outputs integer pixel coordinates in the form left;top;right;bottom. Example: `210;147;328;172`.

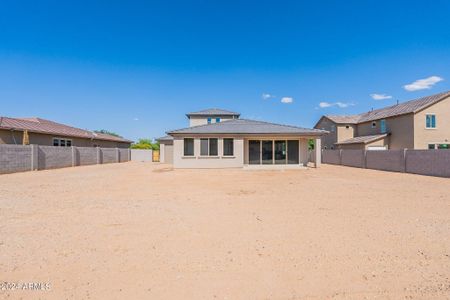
371;121;377;128
380;119;387;133
426;114;436;129
330;125;336;132
216;117;221;123
207;117;212;124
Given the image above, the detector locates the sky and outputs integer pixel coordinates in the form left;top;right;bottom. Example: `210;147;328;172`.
0;0;449;141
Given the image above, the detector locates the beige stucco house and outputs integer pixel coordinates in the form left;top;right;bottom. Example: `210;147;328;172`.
0;116;132;148
158;108;327;168
314;91;450;150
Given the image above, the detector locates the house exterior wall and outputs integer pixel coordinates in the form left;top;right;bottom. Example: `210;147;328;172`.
413;96;450;149
0;129;130;148
356;114;414;149
173;136;244;168
315;118;356;149
188;115;236;127
315;118;337;149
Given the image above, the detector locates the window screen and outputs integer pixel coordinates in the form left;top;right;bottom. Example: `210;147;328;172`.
223;138;234;156
184;138;194;156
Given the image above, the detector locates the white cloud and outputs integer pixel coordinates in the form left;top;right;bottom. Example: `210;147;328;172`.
403;76;443;91
370;93;392;100
133;117;139;121
281;97;293;104
262;93;275;100
319;101;354;108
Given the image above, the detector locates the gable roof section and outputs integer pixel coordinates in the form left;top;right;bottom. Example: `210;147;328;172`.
317;91;450;126
186;108;240;117
335;133;388;145
168;118;327;136
0;116;132;143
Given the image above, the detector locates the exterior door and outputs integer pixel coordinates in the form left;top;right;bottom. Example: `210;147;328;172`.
249;141;261;164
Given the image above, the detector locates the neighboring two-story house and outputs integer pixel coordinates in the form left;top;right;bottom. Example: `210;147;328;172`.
158;108;327;168
314;91;450;150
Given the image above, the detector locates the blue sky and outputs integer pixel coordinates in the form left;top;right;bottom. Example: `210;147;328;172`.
1;0;449;141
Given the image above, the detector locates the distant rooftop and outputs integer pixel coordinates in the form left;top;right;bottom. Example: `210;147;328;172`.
0;116;132;143
320;90;450;125
168;118;327;136
186;108;240;117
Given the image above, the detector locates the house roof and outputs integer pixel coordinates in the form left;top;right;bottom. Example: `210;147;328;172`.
335;133;388;145
0;116;132;143
168;118;327;136
156;135;174;141
186;108;240;117
318;91;450;126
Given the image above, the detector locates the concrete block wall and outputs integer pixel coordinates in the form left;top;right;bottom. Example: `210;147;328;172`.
322;150;341;165
101;148;117;164
0;144;130;175
78;147;98;166
38;146;73;170
130;149;153;162
322;149;450;178
341;150;365;168
0;144;32;174
406;150;450;178
366;150;405;172
119;149;130;163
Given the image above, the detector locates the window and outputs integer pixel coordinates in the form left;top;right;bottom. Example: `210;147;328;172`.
380;119;387;133
183;138;194;156
438;144;449;149
428;144;436;149
330;125;336;132
52;138;72;147
426;114;436;128
215;117;221;123
207;117;212;124
223;138;234;156
199;138;218;156
371;121;377;128
209;138;218;156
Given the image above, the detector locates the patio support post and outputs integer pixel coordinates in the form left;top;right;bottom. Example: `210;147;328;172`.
315;138;321;168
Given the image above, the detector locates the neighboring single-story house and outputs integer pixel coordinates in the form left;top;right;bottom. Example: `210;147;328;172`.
314;91;450;150
0;116;132;148
159;109;327;168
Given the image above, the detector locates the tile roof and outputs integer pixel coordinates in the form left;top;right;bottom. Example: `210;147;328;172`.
0;116;132;143
335;133;388;145
323;91;450;125
156;135;174;141
186;108;240;117
168;118;327;136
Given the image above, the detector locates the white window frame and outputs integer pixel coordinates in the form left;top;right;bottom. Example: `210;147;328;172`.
53;138;72;147
380;119;387;133
425;114;436;129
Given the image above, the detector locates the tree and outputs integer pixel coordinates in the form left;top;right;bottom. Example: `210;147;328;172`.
94;129;122;138
131;138;159;150
308;139;315;150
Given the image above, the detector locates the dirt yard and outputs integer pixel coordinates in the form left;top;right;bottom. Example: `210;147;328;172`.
0;162;449;299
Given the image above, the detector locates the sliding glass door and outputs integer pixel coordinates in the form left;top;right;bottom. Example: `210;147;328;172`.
287;140;299;164
249;140;261;164
248;139;300;165
262;141;273;164
274;141;287;164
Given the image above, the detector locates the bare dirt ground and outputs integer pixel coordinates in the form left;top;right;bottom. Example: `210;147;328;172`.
0;162;449;299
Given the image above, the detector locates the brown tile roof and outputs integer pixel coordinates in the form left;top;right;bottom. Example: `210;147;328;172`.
323;115;360;124
323;91;450;125
335;133;388;145
0;116;132;143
